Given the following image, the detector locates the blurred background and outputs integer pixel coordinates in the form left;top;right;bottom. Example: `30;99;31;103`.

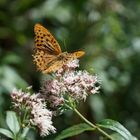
0;0;140;139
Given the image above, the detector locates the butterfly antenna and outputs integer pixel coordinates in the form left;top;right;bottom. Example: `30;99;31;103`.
63;38;67;51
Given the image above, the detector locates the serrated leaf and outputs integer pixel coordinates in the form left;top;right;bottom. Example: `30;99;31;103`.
97;119;137;140
6;111;20;135
0;128;13;138
55;123;94;140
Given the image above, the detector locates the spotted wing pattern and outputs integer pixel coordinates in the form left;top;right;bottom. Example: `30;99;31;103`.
33;23;85;73
34;24;61;55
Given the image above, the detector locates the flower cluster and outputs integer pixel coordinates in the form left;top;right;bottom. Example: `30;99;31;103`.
11;88;56;136
11;59;100;137
41;59;100;109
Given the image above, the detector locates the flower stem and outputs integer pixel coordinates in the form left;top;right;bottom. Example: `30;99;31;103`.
74;108;114;140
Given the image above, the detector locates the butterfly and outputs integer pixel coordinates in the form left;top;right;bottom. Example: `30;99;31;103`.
33;23;85;73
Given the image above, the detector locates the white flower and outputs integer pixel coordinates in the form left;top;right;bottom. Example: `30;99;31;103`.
11;88;56;137
66;59;79;68
31;103;56;136
41;59;100;108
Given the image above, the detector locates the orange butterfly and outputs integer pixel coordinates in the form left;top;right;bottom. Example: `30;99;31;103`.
33;24;85;73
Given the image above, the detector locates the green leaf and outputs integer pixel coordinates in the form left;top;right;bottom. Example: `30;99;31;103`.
0;65;27;92
111;133;126;140
55;123;94;140
97;119;137;140
21;127;29;138
6;111;20;135
0;128;14;138
111;133;137;140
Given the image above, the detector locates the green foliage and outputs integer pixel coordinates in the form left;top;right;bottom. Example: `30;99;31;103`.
55;119;137;140
54;123;94;140
97;119;137;140
0;0;140;139
0;111;29;140
0;128;13;139
6;111;20;135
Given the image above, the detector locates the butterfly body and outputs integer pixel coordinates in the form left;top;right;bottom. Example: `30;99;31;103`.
33;24;85;73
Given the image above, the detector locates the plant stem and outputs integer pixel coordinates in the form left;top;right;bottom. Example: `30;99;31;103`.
74;108;114;140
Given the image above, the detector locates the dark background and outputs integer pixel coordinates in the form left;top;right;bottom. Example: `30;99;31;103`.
0;0;140;139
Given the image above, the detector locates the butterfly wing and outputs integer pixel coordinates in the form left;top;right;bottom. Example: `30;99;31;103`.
43;59;65;73
41;51;85;73
71;51;85;59
33;23;85;74
34;24;62;55
33;23;62;72
33;49;57;72
33;50;85;73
